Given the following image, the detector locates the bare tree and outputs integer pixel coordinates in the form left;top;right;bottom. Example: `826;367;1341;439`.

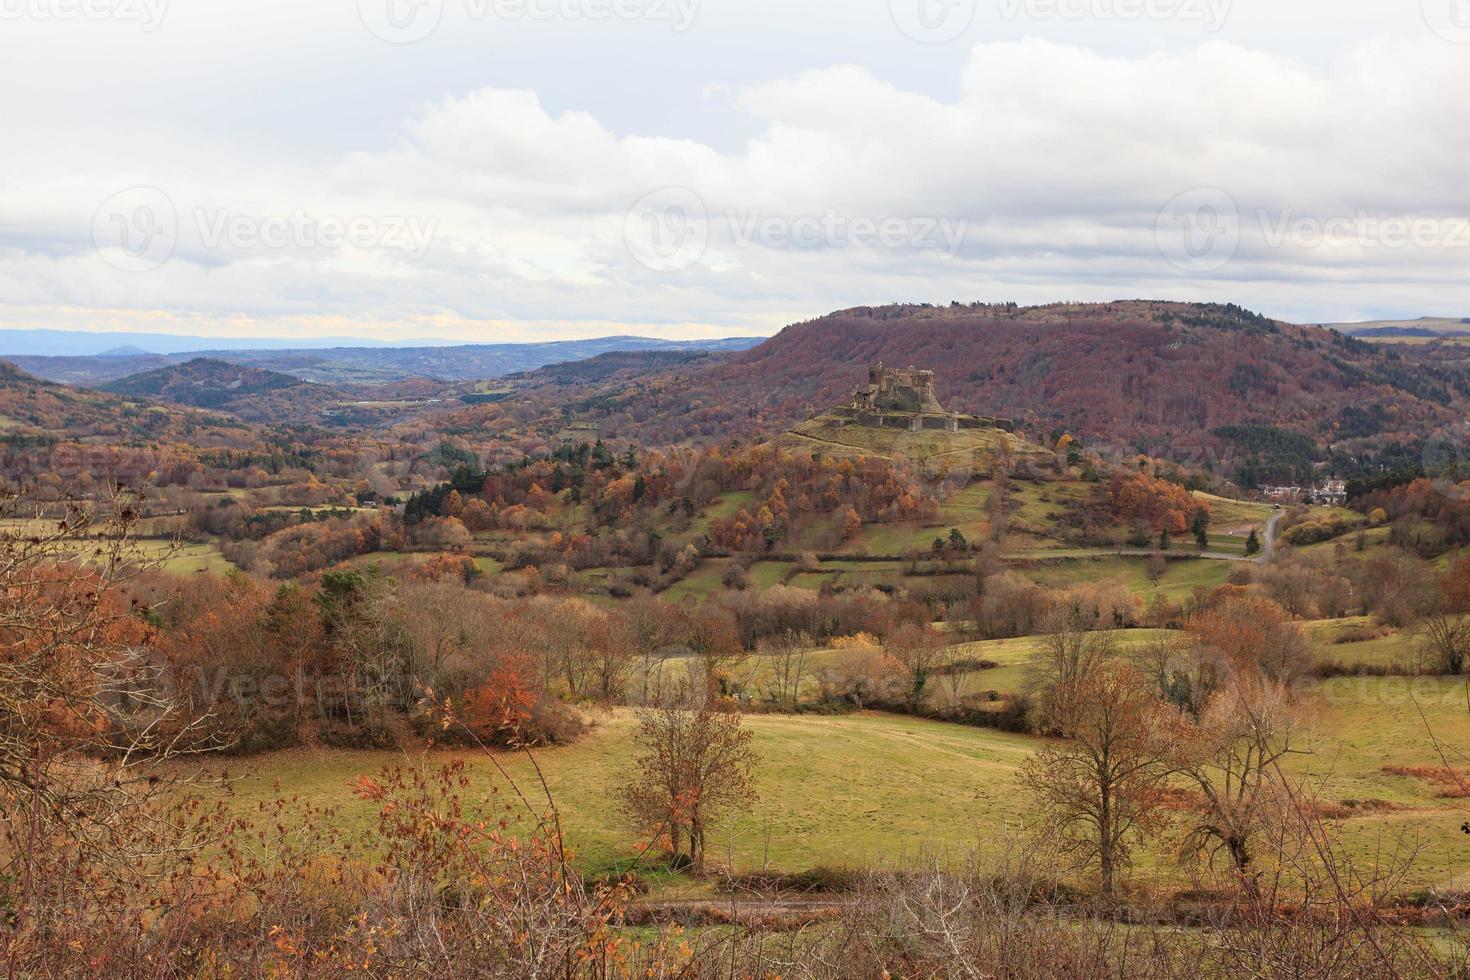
624;595;683;704
889;622;947;707
759;630;811;705
621;688;758;873
1021;661;1171;897
321;570;414;717
586;611;635;704
397;580;493;692
1203;775;1437;979
1415;605;1470;676
1168;677;1303;889
1027;606;1119;724
937;644;978;707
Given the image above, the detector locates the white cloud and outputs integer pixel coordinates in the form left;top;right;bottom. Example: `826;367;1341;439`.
4;20;1470;344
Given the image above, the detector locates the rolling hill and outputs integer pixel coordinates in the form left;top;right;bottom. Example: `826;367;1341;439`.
101;358;343;423
477;301;1470;481
0;361;251;441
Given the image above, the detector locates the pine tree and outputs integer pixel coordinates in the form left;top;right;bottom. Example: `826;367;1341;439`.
1191;508;1210;549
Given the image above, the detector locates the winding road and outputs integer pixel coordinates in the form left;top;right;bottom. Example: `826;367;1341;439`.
1257;510;1284;563
1087;510;1283;565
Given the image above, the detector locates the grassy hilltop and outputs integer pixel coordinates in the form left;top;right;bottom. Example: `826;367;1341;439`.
774;410;1048;468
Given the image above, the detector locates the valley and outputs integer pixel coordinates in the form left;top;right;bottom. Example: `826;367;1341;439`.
7;301;1470;974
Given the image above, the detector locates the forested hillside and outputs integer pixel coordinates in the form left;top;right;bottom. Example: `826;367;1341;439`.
480;302;1467;473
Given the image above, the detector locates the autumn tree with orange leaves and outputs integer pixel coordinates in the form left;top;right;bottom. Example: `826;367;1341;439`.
0;489;212;971
455;654;539;745
1107;471;1209;534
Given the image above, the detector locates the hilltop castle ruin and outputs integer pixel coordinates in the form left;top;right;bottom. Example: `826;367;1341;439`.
850;364;946;414
833;363;1014;434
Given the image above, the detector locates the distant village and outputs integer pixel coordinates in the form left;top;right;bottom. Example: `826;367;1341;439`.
1259;479;1348;506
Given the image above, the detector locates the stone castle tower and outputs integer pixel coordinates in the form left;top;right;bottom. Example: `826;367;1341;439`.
851;363;946;414
837;363;1014;434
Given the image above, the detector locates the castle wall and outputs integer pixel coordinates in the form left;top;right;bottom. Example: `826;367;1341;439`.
839;364;1015;435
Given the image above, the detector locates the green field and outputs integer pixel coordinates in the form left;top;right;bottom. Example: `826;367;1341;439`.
1195;491;1274;530
196;711;1038;875
1026;555;1235;602
144;539;237;575
682;491;755;539
661;558;735;603
0;519;236;576
1303;617;1425;670
196;676;1470;890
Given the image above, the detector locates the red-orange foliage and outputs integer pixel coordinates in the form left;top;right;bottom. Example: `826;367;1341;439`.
1186;593;1311;684
457;655;538;745
408;553;481;584
1107;472;1208;533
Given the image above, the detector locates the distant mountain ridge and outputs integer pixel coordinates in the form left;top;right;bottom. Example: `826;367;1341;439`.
1330;317;1470;337
0;329;409;356
9;335;766;386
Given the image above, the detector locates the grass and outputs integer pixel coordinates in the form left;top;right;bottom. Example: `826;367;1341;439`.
775;415;1043;466
1027;555;1234;603
747;561;792;589
682;492;755;539
1007;480;1095;541
197;711;1037;876
848;522;951;556
662;559;734;604
1195;491;1274;530
1303;617;1424;671
0;520;236;576
193;670;1470;891
150;540;237;575
1293;524;1392;559
943;629;1174;695
1296;676;1470;889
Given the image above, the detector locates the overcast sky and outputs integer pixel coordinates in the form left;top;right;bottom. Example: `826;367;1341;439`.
2;0;1469;344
